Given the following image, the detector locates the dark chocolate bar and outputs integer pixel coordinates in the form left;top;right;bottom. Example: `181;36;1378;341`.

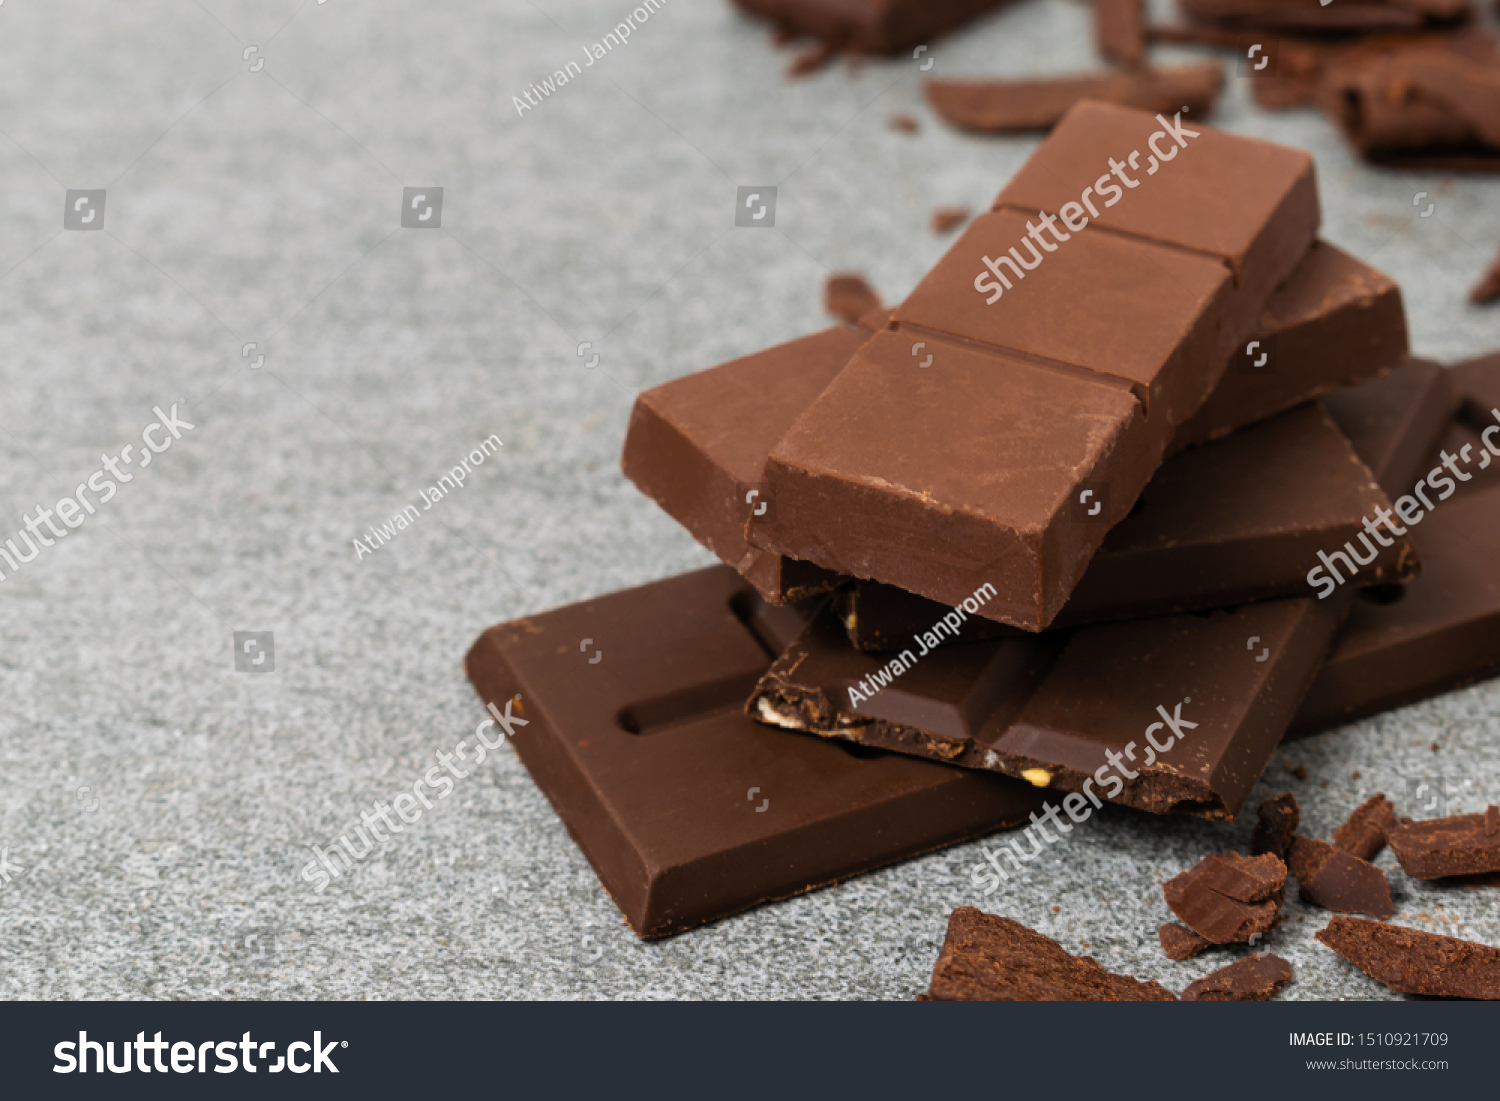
925;907;1177;1000
839;399;1414;650
751;592;1345;819
752;103;1319;630
463;566;1045;938
924;65;1223;133
731;0;1013;55
1317;916;1500;999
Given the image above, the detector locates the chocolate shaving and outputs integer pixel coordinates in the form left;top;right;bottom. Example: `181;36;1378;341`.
1318;915;1500;999
1332;793;1395;861
1287;835;1393;918
1181;953;1292;1001
927;907;1176;1000
1163;852;1286;944
1387;807;1500;878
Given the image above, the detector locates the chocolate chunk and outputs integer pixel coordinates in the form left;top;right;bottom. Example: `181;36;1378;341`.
1321;47;1500;170
732;0;1016;55
1387;809;1500;879
1178;0;1467;31
924;64;1223;133
464;567;1046;938
1163;853;1286;944
926;907;1177;1000
1472;245;1500;304
1251;792;1300;860
1317;915;1500;999
930;206;971;234
753;103;1319;631
1181;953;1293;1001
1287;835;1393;918
824;272;882;325
1095;0;1146;66
1159;922;1213;961
1333;794;1396;861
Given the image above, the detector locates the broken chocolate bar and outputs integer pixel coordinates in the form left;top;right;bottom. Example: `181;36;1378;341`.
1181;953;1293;1001
464;566;1045;938
1387;808;1500;878
926;907;1176;1000
732;0;1014;55
924;64;1223;133
1317;915;1500;998
752;102;1319;631
1287;835;1393;917
1251;792;1300;860
1333;794;1396;861
840;399;1414;649
1095;0;1146;66
753;590;1345;819
1159;922;1212;961
1163;852;1286;944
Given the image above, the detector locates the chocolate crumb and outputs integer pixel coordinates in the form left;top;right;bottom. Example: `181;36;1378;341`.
1290;765;1309;780
889;112;919;133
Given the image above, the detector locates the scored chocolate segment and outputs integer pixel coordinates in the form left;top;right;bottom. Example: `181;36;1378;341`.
925;907;1177;1001
752;592;1344;819
464;566;1046;939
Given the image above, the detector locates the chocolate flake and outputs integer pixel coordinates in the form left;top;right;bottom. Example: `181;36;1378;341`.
1288;835;1393;918
1159;922;1213;961
1181;953;1293;1001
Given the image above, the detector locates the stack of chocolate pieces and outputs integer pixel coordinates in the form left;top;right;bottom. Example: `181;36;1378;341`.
466;101;1500;948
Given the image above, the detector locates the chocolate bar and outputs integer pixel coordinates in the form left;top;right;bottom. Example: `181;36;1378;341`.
1286;835;1393;917
1386;808;1500;878
731;0;1013;55
1163;852;1286;943
750;592;1345;819
838;399;1414;649
752;103;1319;630
1181;954;1292;1001
924;65;1223;133
622;241;1403;611
1290;357;1500;736
924;907;1177;1000
1317;916;1500;999
463;566;1045;938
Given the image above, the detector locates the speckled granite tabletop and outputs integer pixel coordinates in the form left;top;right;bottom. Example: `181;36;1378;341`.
0;0;1497;1001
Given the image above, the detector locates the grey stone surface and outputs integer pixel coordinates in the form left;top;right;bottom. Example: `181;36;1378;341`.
0;0;1497;1002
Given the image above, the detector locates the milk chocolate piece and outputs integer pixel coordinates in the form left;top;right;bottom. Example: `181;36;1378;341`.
463;566;1045;938
839;401;1413;649
1251;792;1300;859
1333;794;1396;861
1096;0;1146;65
926;907;1177;1000
924;64;1223;133
1181;954;1293;1001
1163;852;1286;944
753;103;1319;631
1287;835;1393;917
1159;922;1213;960
732;0;1015;54
824;272;881;325
1387;808;1500;878
1317;915;1500;999
1322;48;1500;170
1472;245;1500;304
752;594;1345;819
